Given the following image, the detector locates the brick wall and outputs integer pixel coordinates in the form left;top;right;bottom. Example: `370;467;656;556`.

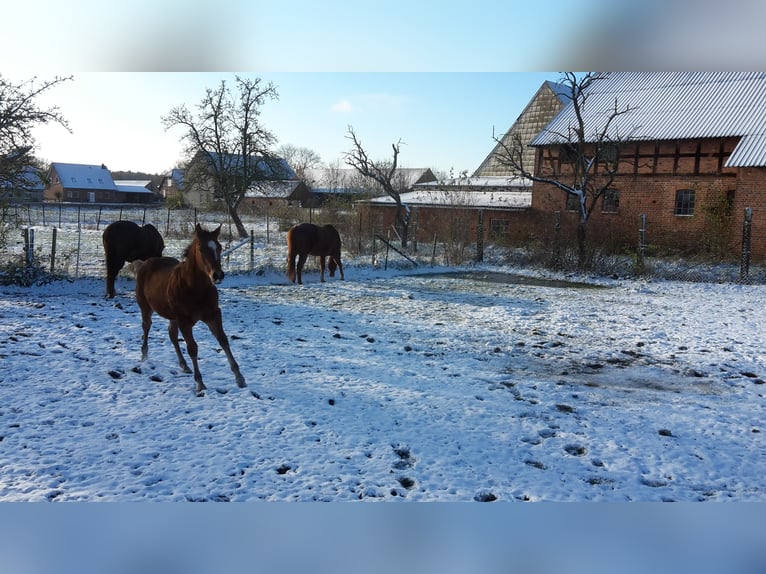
530;138;766;260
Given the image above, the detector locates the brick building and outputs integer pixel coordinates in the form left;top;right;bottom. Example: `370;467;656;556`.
529;73;766;259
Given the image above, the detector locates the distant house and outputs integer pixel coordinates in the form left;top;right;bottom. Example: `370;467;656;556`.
159;168;184;204
182;151;296;209
0;166;46;202
43;163;156;204
113;179;162;204
292;167;436;208
244;180;311;210
362;175;538;246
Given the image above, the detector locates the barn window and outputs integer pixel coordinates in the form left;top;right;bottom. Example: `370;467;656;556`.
566;192;580;212
490;219;510;239
602;189;619;213
675;189;695;216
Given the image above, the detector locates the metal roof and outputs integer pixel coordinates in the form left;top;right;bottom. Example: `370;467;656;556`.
529;72;766;167
50;162;117;190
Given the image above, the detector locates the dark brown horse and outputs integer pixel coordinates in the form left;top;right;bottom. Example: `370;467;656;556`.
135;223;246;396
286;223;345;285
102;220;165;298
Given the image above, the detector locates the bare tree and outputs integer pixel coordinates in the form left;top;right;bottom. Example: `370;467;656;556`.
0;75;72;192
162;75;281;238
492;72;636;269
277;144;322;182
344;126;411;247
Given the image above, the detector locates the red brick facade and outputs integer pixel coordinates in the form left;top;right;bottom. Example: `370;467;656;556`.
530;138;766;260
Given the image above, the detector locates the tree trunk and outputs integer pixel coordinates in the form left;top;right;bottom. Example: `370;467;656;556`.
228;204;248;238
577;218;587;270
394;202;409;248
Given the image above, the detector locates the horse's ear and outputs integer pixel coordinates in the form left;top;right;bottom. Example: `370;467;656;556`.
195;223;203;235
213;224;222;238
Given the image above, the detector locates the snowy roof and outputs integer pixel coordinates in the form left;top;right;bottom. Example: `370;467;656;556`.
245;180;304;199
364;176;532;210
115;184;155;195
113;179;152;188
50;162;117;190
530;72;766;167
0;166;45;190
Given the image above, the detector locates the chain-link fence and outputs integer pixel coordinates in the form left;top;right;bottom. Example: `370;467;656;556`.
2;202;765;285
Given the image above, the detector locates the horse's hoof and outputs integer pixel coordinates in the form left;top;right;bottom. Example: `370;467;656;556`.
236;378;247;388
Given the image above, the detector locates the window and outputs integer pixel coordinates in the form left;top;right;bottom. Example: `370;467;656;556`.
490;219;510;239
566;193;580;212
675;189;695;216
602;189;619;213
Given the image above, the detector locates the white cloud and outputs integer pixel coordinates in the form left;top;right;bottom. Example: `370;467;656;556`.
331;99;353;113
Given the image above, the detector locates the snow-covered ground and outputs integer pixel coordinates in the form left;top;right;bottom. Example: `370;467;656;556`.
1;252;765;503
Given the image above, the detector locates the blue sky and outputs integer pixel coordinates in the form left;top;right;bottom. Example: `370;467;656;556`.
4;0;762;175
18;72;557;176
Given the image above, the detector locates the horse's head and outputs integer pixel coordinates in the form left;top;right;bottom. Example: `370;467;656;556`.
193;223;224;283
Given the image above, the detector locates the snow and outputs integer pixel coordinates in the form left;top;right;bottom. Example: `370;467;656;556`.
2;251;765;503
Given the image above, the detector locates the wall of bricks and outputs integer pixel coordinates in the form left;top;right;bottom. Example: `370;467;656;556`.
530;138;766;260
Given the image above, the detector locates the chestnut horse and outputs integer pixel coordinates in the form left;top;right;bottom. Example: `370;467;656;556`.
135;224;246;396
102;220;165;298
286;223;345;285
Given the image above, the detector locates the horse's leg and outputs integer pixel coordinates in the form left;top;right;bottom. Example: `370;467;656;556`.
334;256;345;280
105;257;124;298
287;250;297;283
177;322;205;396
140;306;152;361
319;256;326;282
205;310;246;389
168;320;192;374
296;252;309;285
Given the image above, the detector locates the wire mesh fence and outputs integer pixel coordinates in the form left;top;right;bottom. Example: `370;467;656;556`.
1;202;764;285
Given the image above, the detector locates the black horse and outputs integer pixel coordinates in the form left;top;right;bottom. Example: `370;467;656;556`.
286;223;344;285
102;220;165;298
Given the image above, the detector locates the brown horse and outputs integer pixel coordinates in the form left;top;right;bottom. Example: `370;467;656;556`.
286;223;345;285
102;220;165;298
135;223;246;396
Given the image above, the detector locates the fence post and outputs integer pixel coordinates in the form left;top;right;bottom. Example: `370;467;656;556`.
250;229;255;271
23;227;34;268
636;213;647;275
50;227;57;273
740;207;752;283
476;209;484;263
551;211;562;269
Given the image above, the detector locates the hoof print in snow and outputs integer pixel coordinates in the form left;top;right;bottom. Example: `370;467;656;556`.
398;476;415;489
131;366;142;374
555;404;575;413
392;445;415;470
525;459;547;470
658;428;674;437
150;375;163;382
276;464;292;475
565;444;587;456
216;387;228;395
108;370;123;379
641;477;668;488
474;492;497;502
